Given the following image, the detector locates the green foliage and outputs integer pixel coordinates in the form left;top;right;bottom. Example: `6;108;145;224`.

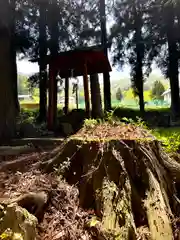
18;0;102;60
105;110;114;121
151;81;165;100
83;110;119;129
121;116;148;129
144;90;152;102
123;89;137;101
18;75;29;95
116;87;123;101
123;88;151;103
18;108;39;124
153;128;180;153
84;119;99;129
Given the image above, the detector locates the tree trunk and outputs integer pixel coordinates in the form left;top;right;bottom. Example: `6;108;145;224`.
165;6;180;119
134;9;145;115
11;46;19;115
0;1;17;140
38;2;48;122
90;74;103;119
48;1;59;57
137;65;144;115
47;1;59;129
100;0;111;111
76;83;79;109
168;41;180;119
10;0;19;115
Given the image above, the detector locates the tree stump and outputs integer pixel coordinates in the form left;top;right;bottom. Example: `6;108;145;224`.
41;132;180;239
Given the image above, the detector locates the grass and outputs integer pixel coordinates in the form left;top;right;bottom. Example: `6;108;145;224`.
152;127;180;153
153;127;180;136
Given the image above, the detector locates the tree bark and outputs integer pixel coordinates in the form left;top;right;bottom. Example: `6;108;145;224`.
75;82;79;109
137;63;144;115
64;77;69;115
10;0;19;115
40;138;176;239
134;8;145;115
0;1;17;141
48;1;59;57
90;74;103;119
100;0;111;111
47;1;59;129
165;6;180;119
167;41;180;119
38;2;48;122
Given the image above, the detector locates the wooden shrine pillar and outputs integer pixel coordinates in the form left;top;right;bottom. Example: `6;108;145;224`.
48;64;57;130
83;63;90;117
64;77;69;115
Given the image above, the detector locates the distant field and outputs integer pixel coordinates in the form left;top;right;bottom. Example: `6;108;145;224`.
20;99;170;111
20;102;39;109
20;102;76;110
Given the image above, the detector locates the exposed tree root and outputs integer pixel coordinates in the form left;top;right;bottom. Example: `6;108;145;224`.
0;191;49;221
40;137;180;239
0;152;44;172
0;145;36;156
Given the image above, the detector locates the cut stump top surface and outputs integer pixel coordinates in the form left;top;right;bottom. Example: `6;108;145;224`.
74;123;153;141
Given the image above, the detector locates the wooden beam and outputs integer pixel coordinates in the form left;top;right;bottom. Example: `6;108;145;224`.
64;77;69;115
83;63;90;117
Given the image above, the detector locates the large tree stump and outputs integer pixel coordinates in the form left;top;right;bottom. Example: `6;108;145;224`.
41;134;180;239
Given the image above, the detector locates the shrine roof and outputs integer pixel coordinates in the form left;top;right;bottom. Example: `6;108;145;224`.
30;45;112;78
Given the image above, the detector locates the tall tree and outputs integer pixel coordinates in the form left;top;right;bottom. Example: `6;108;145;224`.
0;0;17;140
100;0;111;111
131;3;145;113
38;1;48;122
164;3;180;118
151;80;165;100
149;0;180;118
47;0;60;128
111;0;148;114
116;87;123;101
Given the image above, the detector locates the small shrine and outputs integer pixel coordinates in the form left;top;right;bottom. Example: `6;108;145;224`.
33;45;112;130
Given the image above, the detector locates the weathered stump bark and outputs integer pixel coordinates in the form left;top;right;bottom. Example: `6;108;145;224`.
41;137;180;239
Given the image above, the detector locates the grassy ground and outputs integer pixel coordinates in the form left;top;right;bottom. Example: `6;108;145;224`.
153;127;180;136
152;127;180;153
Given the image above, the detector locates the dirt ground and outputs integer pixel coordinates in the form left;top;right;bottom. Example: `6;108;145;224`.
0;151;94;240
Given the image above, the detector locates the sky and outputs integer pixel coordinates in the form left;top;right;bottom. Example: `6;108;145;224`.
17;58;131;80
17;57;162;82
